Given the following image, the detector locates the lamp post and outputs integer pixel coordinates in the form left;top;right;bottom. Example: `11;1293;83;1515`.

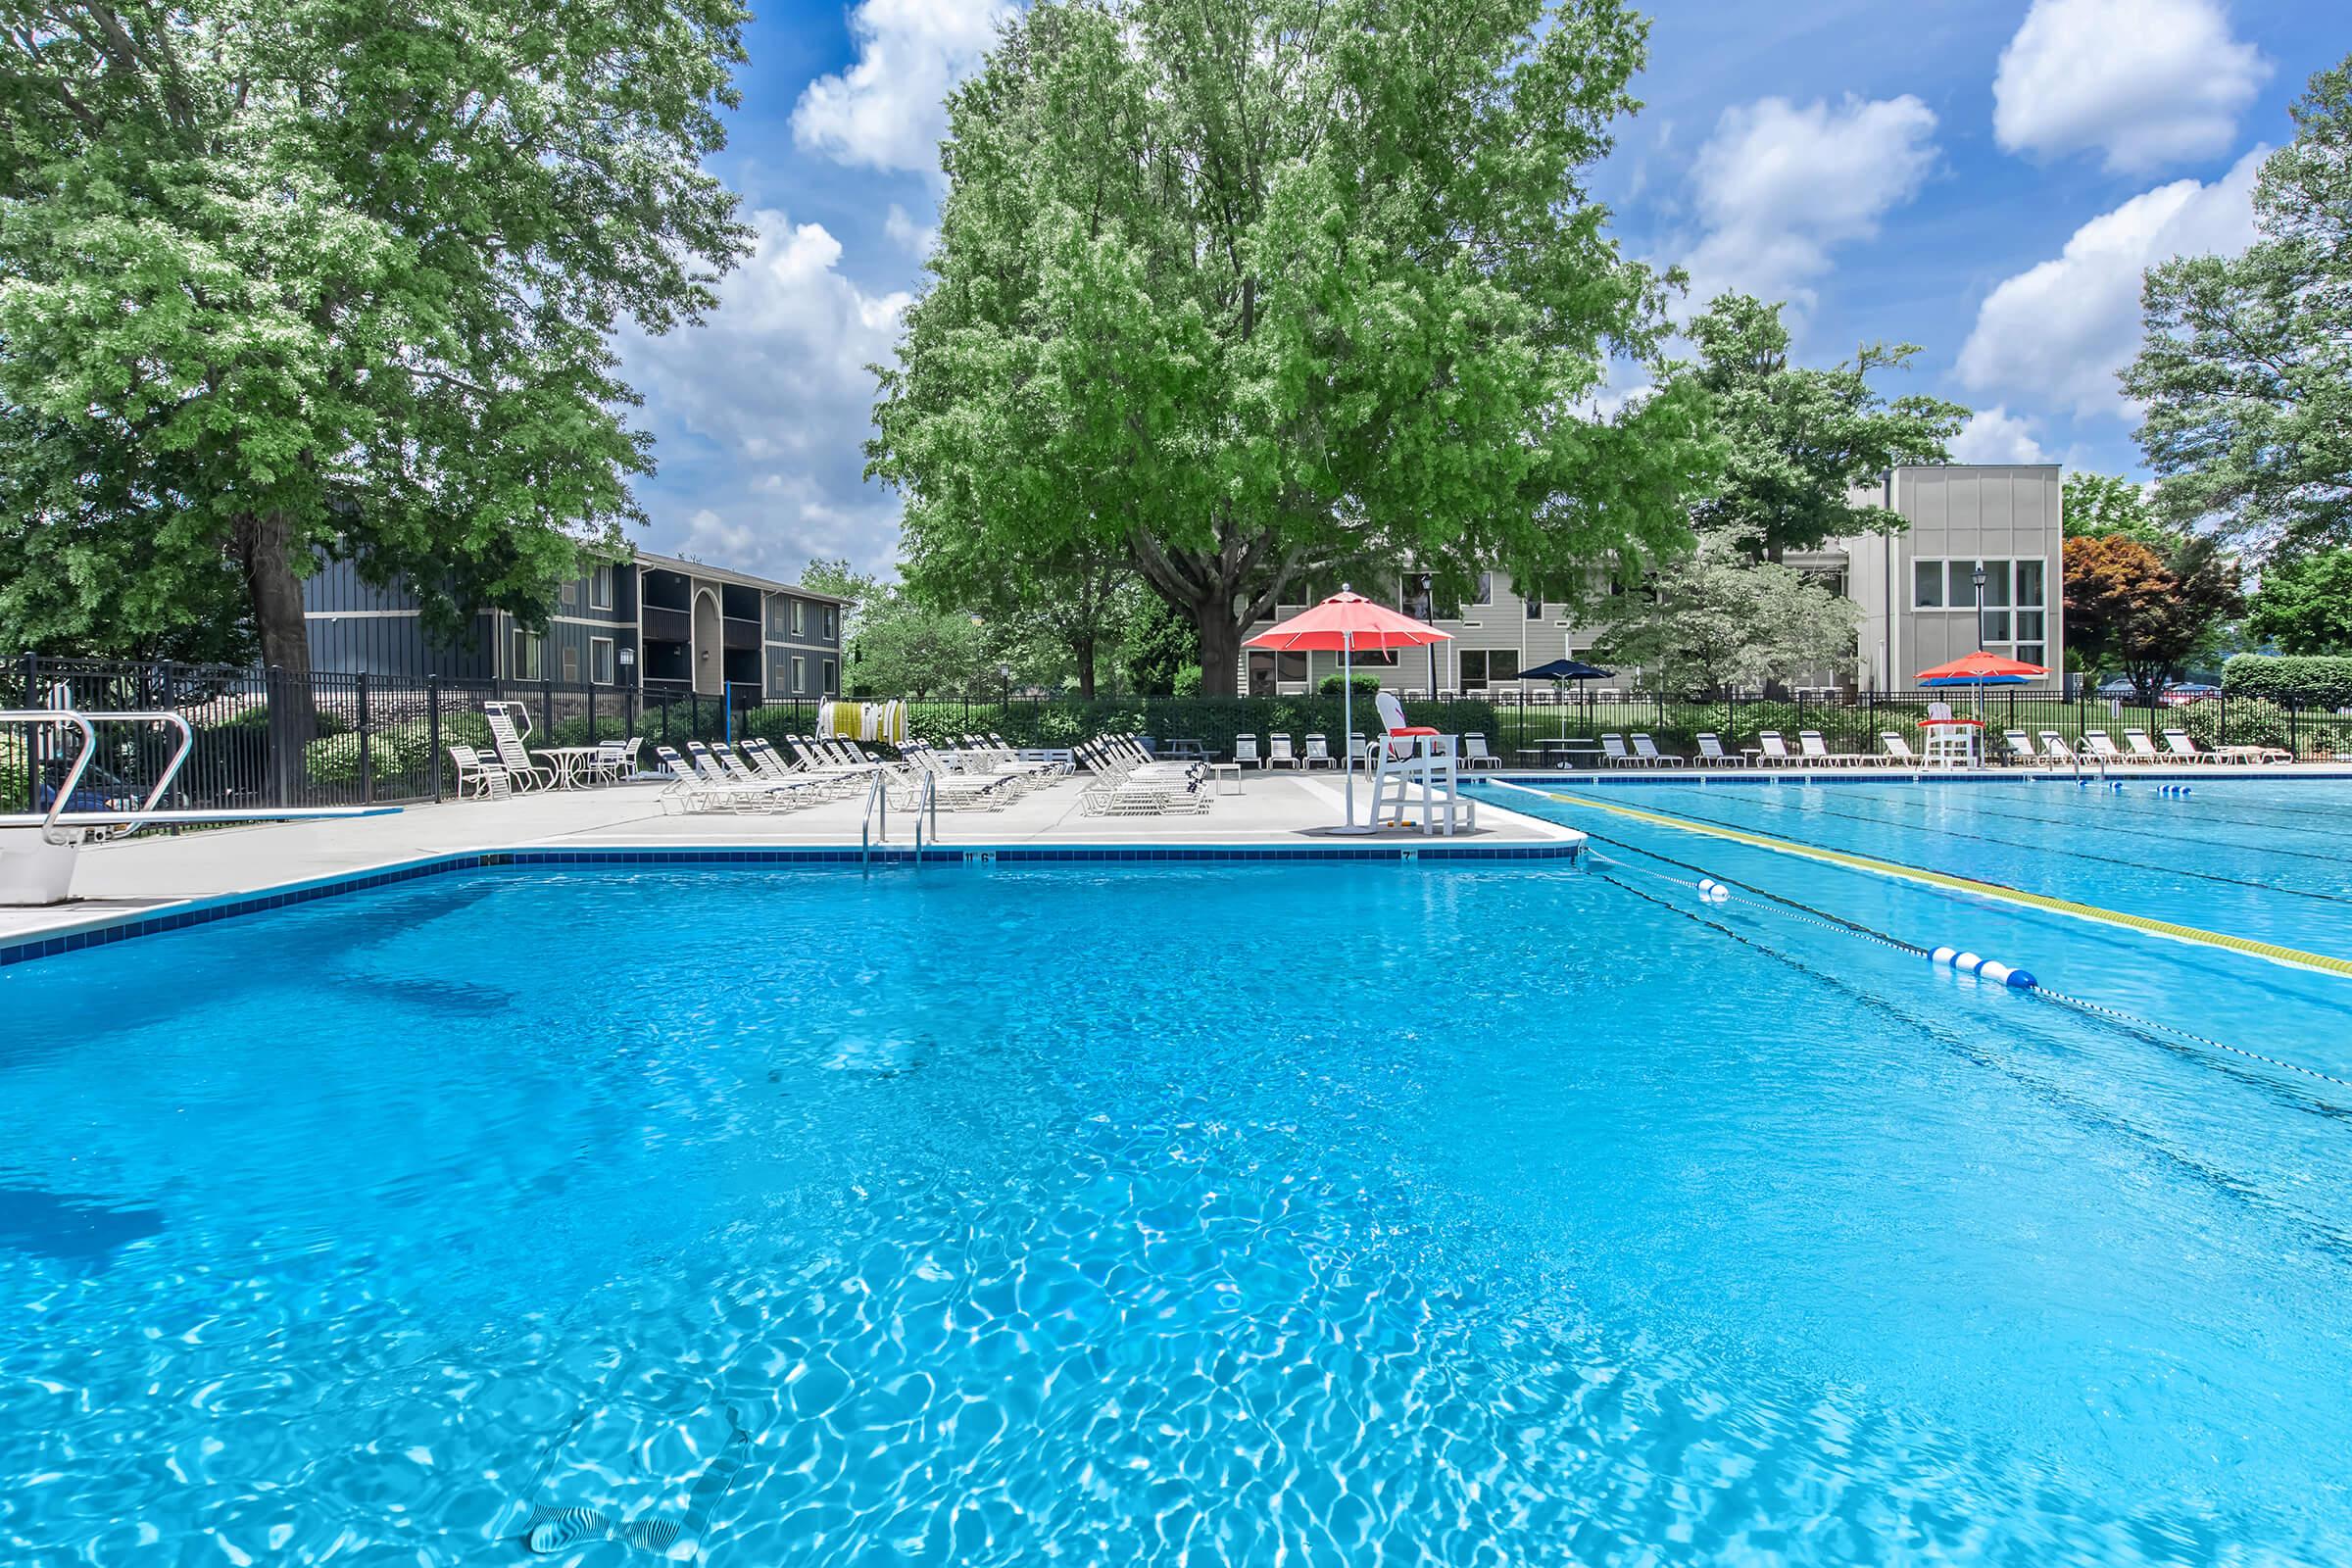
1973;562;1987;651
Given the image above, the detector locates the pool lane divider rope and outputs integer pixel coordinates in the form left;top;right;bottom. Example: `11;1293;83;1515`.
1544;793;2352;1097
1494;779;2352;983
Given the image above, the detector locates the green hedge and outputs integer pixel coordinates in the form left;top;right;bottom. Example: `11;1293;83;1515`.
906;697;1500;759
2181;697;2348;757
304;731;406;789
2223;654;2352;710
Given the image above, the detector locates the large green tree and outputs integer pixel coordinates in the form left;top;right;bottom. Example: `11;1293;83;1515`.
1585;530;1861;699
2123;57;2352;552
2062;470;2179;549
0;1;751;696
869;0;1720;698
1669;294;1970;562
2244;547;2352;655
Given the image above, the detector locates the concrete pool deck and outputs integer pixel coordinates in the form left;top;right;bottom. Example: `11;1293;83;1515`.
0;772;1582;944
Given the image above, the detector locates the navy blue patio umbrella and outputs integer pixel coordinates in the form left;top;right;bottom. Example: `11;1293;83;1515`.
1509;658;1614;682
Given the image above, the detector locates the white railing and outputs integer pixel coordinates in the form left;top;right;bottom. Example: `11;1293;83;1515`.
0;710;193;844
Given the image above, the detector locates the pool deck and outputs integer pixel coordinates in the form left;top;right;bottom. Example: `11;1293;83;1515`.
0;771;1581;944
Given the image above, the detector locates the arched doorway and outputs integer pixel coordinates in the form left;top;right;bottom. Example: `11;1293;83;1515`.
692;588;722;695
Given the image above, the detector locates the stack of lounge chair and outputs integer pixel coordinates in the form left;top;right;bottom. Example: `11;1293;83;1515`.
1076;735;1211;815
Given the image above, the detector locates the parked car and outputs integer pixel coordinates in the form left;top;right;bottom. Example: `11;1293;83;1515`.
2095;676;2139;699
2162;682;2222;707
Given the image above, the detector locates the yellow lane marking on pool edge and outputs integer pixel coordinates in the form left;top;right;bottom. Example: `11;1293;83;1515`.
1527;786;2352;982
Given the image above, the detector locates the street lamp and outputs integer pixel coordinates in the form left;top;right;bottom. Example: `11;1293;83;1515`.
1972;562;1988;651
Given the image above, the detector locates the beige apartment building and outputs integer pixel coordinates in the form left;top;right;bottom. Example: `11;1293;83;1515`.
1240;464;2064;696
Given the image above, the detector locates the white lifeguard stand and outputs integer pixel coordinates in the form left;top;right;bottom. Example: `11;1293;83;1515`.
1368;693;1470;835
1919;701;1983;769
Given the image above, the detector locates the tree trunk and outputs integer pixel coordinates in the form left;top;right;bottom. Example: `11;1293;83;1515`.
1072;633;1097;699
1194;604;1242;698
232;510;318;797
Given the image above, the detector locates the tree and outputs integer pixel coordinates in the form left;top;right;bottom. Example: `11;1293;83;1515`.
901;526;1136;697
2245;548;2352;654
2063;534;2244;701
2124;57;2352;553
1670;294;1969;561
1119;595;1200;695
2062;471;2179;549
1586;533;1862;699
869;0;1721;697
805;559;1000;701
0;0;752;727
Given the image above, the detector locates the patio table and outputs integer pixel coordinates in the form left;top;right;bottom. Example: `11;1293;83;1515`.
532;745;611;790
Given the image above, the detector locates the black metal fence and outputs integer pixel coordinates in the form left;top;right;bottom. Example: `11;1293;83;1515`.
10;654;2350;815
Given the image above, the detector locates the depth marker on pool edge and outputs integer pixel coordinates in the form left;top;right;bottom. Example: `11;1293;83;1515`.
1499;782;2352;982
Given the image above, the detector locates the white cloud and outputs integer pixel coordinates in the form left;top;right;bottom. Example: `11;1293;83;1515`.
1956;147;2263;419
1682;94;1938;316
1949;406;2051;465
623;210;911;578
792;0;1013;174
1993;0;2268;174
884;203;938;258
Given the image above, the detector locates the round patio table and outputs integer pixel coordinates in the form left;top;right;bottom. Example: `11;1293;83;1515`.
532;745;611;790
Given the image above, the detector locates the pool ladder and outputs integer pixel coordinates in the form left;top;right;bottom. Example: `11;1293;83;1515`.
859;768;940;864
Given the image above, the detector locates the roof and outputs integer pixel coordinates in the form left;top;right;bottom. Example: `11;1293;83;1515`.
630;548;855;605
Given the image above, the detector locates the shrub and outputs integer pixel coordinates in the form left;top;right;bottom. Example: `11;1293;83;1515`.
1317;671;1386;697
1172;664;1203;697
2222;654;2352;710
2182;697;2344;758
304;731;406;789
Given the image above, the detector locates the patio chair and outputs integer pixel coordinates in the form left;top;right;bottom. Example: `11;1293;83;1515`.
448;744;510;800
1694;733;1746;767
2161;727;2216;763
1880;732;1919;766
2122;729;2167;762
1630;733;1684;766
2002;729;2039;763
1235;734;1261;769
2081;730;2132;764
1756;731;1796;766
2038;730;2082;763
1267;733;1301;769
1461;734;1500;770
1301;734;1336;770
1348;734;1371;773
1598;733;1649;767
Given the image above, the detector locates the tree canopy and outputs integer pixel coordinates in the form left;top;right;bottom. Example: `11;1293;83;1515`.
2245;547;2352;655
0;0;753;685
2061;471;2178;549
1586;532;1861;699
2123;56;2352;554
2063;533;2243;701
869;0;1721;696
1668;295;1969;561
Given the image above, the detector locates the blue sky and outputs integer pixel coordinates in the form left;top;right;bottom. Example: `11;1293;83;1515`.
617;0;2343;581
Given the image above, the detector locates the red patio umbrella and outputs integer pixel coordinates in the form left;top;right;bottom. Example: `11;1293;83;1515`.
1246;587;1452;832
1915;651;2048;685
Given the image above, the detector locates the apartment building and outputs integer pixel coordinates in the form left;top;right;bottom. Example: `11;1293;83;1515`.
302;548;849;701
1240;465;2065;695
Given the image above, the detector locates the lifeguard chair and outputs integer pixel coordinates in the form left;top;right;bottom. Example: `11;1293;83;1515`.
1919;702;1984;768
1369;693;1469;834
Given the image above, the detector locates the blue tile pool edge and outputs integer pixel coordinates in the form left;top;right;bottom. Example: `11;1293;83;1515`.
0;838;1586;969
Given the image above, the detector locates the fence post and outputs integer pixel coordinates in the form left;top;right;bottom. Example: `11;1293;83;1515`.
428;674;444;804
540;676;553;740
21;650;38;808
357;671;372;806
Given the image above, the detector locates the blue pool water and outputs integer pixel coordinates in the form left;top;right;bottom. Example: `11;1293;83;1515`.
4;798;2352;1564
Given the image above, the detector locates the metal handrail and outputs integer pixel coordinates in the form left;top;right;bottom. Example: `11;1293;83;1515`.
914;770;937;857
860;767;888;863
1;710;194;845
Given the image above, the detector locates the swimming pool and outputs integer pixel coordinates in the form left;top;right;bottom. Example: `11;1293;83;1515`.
3;816;2350;1563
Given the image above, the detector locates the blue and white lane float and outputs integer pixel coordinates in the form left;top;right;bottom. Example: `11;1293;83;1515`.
2158;783;2193;797
1931;946;2037;989
1696;877;1731;905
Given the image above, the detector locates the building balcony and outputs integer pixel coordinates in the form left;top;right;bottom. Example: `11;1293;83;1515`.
642;605;691;644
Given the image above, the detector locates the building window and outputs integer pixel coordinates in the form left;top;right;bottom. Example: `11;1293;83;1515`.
1913;560;1944;609
824;606;838;639
590;637;615;685
1470;572;1494;607
1278;650;1307;683
790;600;806;636
1914;559;2052;666
791;655;807;693
590;565;614;611
1526;593;1543;619
561;644;580;682
510;629;544;680
821;659;836;694
1458;650;1518;690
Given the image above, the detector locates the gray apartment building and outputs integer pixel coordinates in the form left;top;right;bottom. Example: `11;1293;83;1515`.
1240;464;2065;696
302;548;849;701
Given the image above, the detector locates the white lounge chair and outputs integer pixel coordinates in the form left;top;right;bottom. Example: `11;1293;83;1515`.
1302;734;1336;770
2002;729;2039;763
1756;731;1796;766
2161;727;2216;763
1461;734;1500;770
1234;735;1261;770
1267;733;1301;770
1599;733;1648;767
2082;730;2132;764
1630;733;1683;765
2122;729;2167;762
1880;732;1918;766
1797;730;1860;767
483;704;556;790
2038;730;2081;763
1694;733;1745;767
